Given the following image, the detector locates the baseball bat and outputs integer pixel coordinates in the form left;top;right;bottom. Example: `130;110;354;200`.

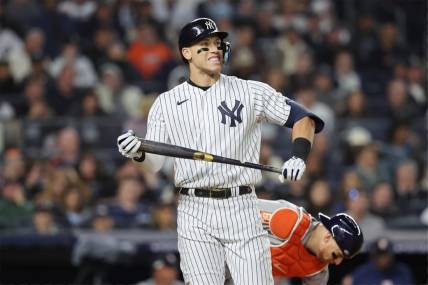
138;139;282;174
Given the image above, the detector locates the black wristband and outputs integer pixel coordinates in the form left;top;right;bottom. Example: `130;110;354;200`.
292;137;311;161
133;152;145;162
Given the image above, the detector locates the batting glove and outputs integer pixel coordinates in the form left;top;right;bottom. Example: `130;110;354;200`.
278;156;306;183
117;130;144;161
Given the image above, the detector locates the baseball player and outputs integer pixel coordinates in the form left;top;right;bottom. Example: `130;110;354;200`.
117;18;324;285
256;199;363;285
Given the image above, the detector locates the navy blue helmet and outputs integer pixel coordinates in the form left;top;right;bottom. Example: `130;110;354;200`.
178;18;231;63
319;212;363;259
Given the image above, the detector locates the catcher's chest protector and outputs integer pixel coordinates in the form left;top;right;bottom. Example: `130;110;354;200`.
266;208;328;277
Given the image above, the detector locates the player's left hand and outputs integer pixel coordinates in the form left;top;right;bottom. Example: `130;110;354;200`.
278;156;306;182
117;130;144;161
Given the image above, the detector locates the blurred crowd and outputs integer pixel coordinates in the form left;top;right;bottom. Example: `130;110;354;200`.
0;0;426;255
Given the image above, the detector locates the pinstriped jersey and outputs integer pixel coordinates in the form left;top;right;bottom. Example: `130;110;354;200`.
145;74;291;188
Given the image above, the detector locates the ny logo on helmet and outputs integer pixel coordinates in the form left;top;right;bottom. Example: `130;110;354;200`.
205;20;215;30
218;100;244;127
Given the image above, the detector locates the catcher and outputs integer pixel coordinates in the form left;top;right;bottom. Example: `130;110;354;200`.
226;199;363;285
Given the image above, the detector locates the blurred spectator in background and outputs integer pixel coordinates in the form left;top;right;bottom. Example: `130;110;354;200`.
349;237;413;285
36;167;84;208
394;159;427;217
353;143;390;192
22;76;53;119
77;152;113;200
2;148;26;184
230;21;257;80
8;28;46;83
34;0;75;58
370;181;398;221
371;22;408;73
333;50;361;99
60;186;91;228
151;202;176;232
345;188;386;242
95;63;144;118
336;90;367;120
0;181;33;230
386;78;422;122
50;40;98;89
104;176;151;229
276;27;308;76
295;86;335;134
127;19;173;89
31;204;60;235
49;127;81;167
137;252;184;285
305;179;333;217
70;88;106;117
58;0;97;47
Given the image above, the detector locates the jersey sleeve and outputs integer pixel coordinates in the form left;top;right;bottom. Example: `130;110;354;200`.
145;95;170;144
249;80;291;126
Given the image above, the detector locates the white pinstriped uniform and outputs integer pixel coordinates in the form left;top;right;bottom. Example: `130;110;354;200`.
145;74;292;284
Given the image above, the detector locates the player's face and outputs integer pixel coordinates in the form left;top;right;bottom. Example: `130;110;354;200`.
318;234;344;265
186;36;223;74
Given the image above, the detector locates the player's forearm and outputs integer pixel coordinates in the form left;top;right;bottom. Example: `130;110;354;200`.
291;116;315;144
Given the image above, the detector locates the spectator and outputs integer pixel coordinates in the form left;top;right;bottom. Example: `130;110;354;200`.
137;253;184;285
333;50;361;98
104;177;151;229
276;27;308;76
31;204;60;235
151;202;176;231
127;19;173;84
2;148;26;184
59;186;92;228
77;152;113;200
386;78;422;122
370;181;398;220
95;63;144;118
50;40;98;88
47;63;81;115
353;143;390;192
305;179;333;217
394;159;427;216
345;188;386;242
295;86;335;134
370;22;408;73
49;127;81;167
8;28;46;83
0;181;33;230
350;237;413;285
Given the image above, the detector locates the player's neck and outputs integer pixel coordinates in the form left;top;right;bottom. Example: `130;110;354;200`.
189;70;220;87
305;224;323;256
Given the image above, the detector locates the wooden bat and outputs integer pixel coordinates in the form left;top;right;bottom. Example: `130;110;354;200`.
139;139;282;174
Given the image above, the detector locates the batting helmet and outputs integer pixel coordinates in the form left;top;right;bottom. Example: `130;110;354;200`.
178;18;231;63
318;212;363;259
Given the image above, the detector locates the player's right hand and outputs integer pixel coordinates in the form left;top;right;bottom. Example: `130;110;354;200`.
278;156;306;183
117;130;144;161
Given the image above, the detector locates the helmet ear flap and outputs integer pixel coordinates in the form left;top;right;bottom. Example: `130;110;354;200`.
222;41;231;63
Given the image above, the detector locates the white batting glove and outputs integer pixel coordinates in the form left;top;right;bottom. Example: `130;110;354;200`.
278;156;306;183
117;130;144;160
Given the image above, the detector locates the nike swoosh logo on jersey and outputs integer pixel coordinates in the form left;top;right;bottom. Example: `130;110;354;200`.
177;99;189;105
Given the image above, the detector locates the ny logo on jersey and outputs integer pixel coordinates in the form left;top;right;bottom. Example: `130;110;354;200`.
217;100;244;127
205;20;215;30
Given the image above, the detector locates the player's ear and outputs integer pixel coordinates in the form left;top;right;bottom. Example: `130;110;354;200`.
182;48;192;61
